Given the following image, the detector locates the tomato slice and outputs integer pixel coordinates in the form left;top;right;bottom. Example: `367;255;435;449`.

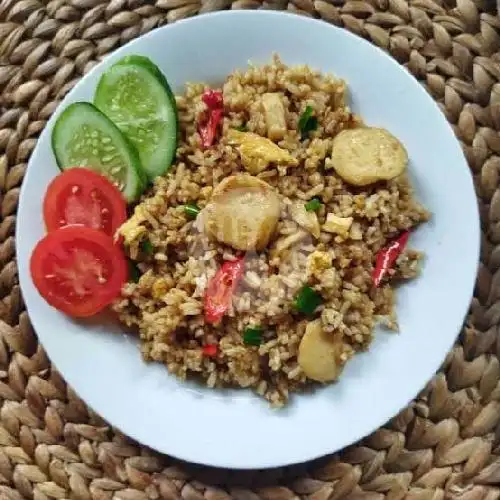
204;256;245;324
30;226;127;318
43;168;127;237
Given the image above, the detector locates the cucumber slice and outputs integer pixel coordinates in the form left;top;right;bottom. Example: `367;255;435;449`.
94;56;178;180
51;102;146;202
117;55;179;137
118;55;177;107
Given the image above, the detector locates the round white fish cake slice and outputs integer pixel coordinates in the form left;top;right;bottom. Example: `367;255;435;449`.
331;127;408;186
298;320;342;383
200;174;281;251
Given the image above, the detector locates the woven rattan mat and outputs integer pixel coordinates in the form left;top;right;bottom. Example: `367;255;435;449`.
1;1;500;499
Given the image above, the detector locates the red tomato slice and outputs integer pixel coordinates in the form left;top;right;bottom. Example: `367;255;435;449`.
204;256;245;324
30;226;128;318
43;168;127;237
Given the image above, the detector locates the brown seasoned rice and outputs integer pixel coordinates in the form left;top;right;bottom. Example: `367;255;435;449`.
113;56;430;407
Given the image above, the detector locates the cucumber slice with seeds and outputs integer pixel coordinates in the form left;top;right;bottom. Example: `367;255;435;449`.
94;56;178;180
51;102;146;202
119;55;177;108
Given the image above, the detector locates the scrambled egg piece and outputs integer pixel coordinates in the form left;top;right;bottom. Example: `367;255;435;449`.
228;130;297;174
330;127;407;186
152;278;169;299
307;251;333;278
118;205;147;245
261;93;287;141
290;201;320;238
322;213;353;237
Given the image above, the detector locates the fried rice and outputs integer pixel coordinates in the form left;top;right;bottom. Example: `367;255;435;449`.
113;56;430;407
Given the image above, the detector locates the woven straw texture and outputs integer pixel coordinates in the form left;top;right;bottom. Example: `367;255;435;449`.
1;0;500;499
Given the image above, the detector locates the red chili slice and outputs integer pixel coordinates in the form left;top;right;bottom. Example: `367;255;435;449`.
204;256;245;324
372;230;410;287
202;89;223;109
199;108;224;149
202;344;218;357
198;89;224;148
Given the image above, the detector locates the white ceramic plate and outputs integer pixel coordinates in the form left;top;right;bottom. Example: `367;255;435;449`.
17;11;479;469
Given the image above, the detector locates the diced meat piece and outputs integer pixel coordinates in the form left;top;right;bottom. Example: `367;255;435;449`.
261;93;287;141
271;230;308;259
290;201;321;238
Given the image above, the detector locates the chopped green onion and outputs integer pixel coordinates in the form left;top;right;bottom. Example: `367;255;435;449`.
234;124;248;132
128;260;141;283
298;106;314;129
184;203;201;219
294;286;322;315
305;198;322;212
141;239;154;255
298;105;318;139
243;326;263;346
